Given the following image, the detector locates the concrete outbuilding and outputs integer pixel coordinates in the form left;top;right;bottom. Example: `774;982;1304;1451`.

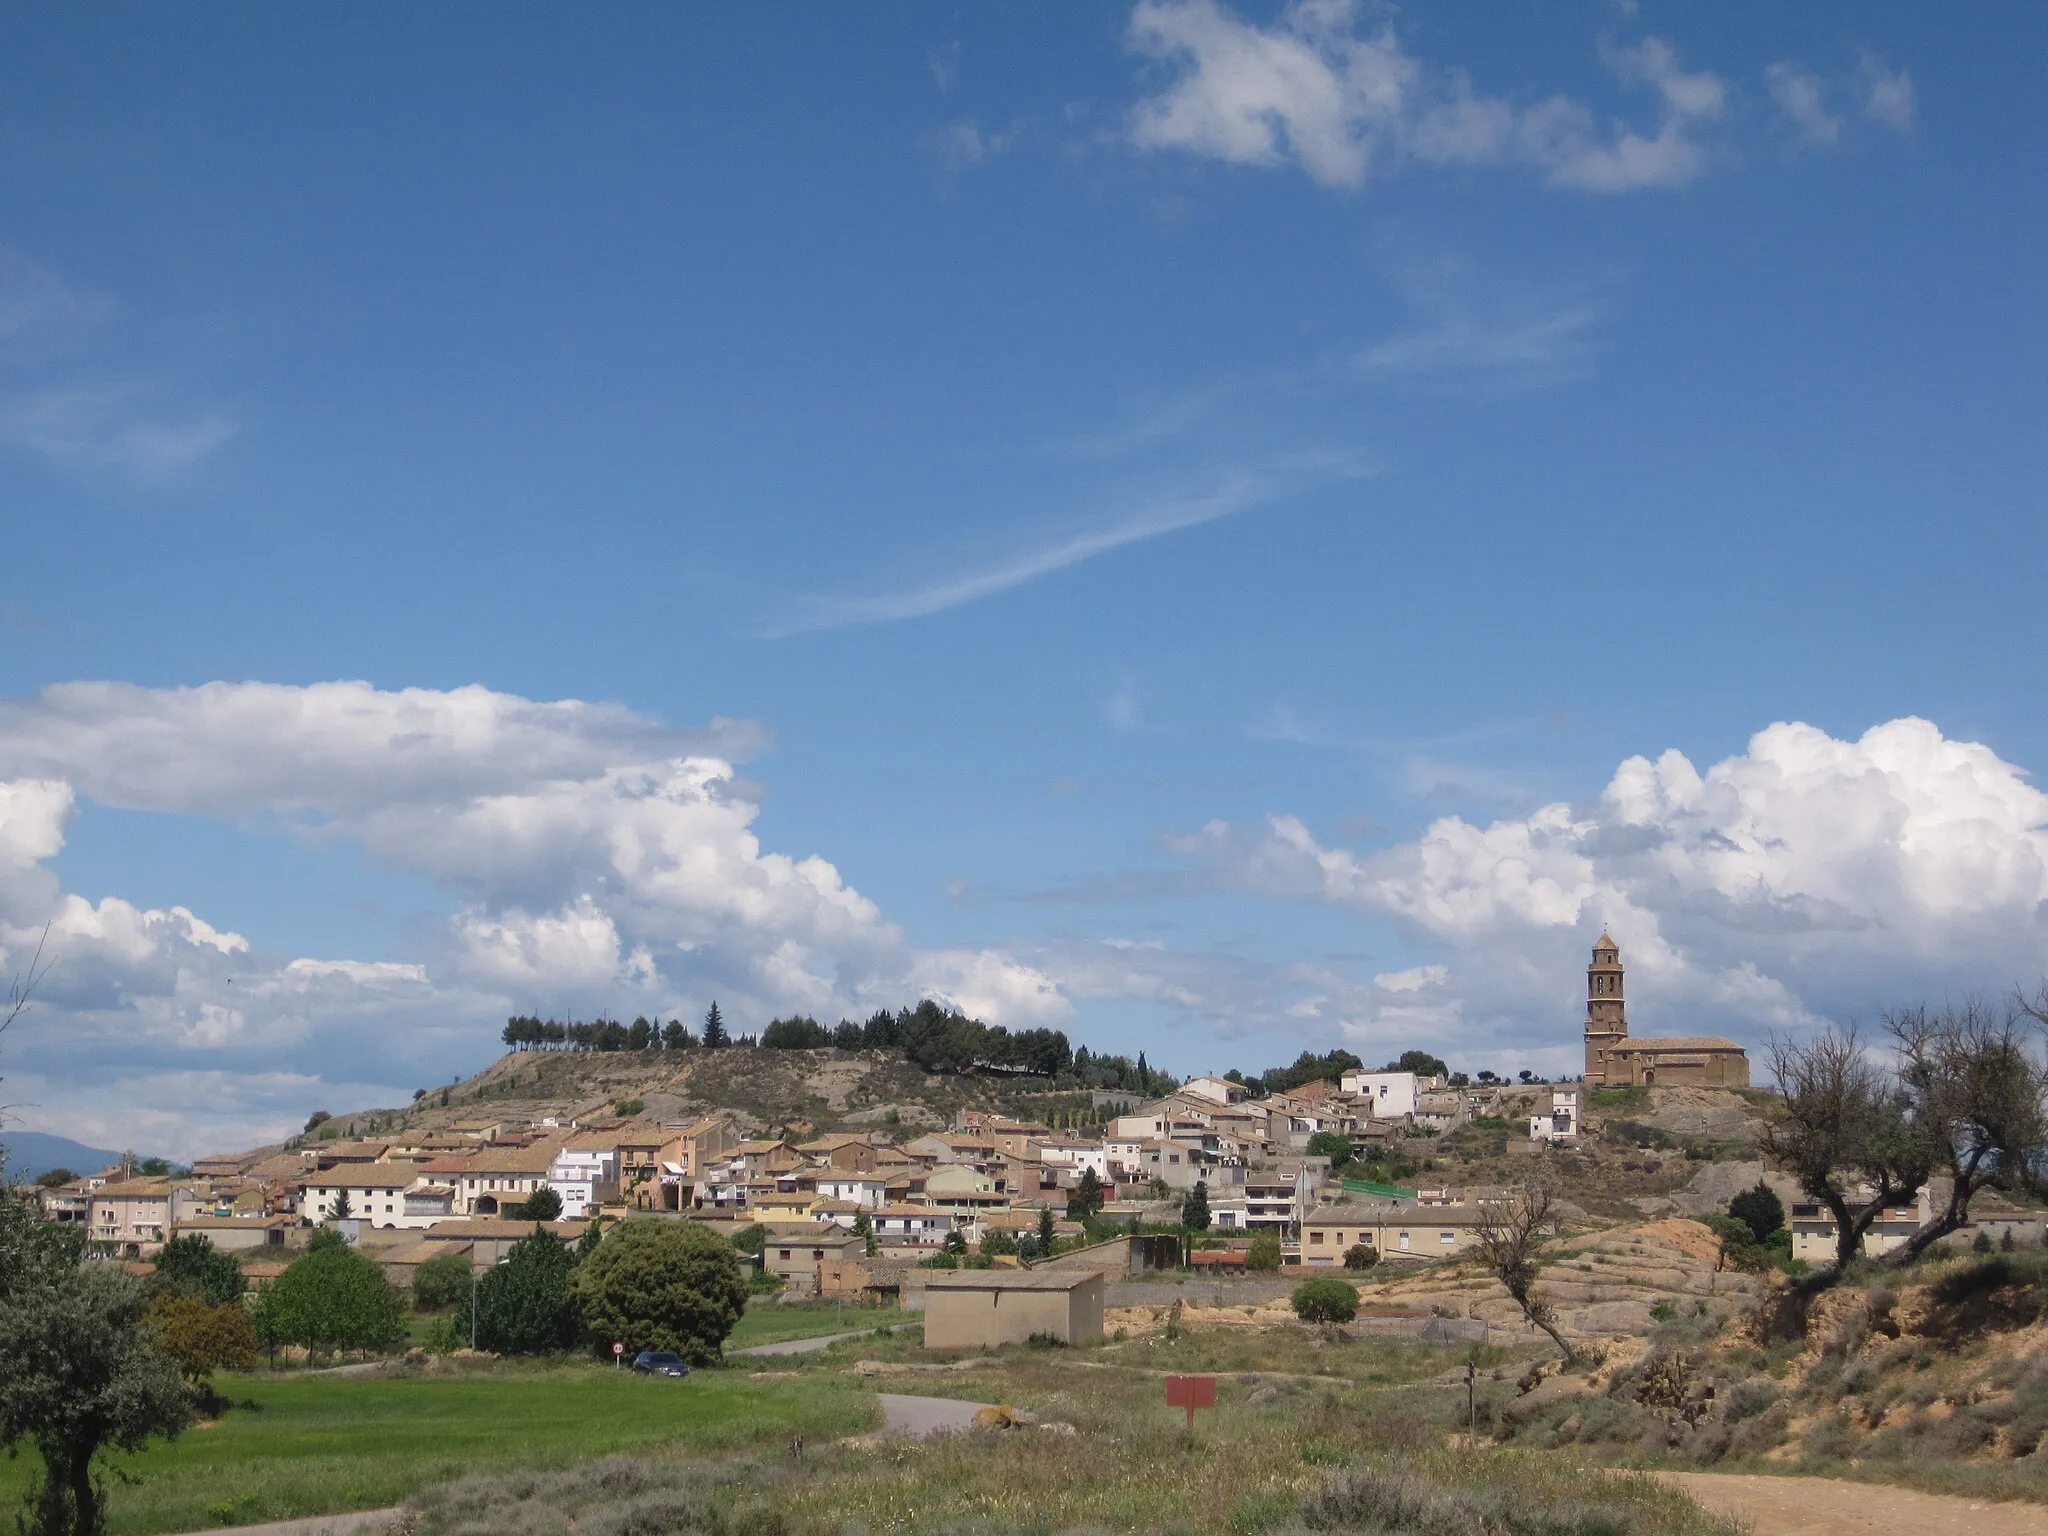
922;1269;1105;1350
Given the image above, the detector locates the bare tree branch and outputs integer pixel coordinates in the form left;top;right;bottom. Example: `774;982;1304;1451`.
0;923;54;1128
1474;1185;1579;1365
1763;1023;1932;1300
1877;996;2046;1265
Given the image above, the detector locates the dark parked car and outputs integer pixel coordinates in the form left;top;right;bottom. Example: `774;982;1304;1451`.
631;1351;690;1377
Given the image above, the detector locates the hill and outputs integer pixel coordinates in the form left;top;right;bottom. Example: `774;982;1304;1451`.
0;1129;127;1180
301;1044;1126;1149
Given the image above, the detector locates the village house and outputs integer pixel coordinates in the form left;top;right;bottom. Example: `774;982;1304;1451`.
1300;1202;1494;1264
300;1165;439;1229
90;1178;206;1255
763;1230;867;1297
546;1135;620;1218
1181;1074;1249;1106
872;1203;957;1247
1338;1070;1430;1117
1529;1087;1580;1144
171;1213;290;1251
452;1142;558;1216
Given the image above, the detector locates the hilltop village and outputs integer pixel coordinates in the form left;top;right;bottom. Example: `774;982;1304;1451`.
34;938;2034;1300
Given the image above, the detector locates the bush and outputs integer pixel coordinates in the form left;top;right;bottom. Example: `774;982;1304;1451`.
510;1186;564;1222
412;1252;473;1313
475;1228;584;1355
1292;1276;1360;1324
148;1295;258;1381
252;1231;404;1362
571;1219;748;1365
1728;1181;1785;1247
1305;1130;1354;1162
152;1233;246;1306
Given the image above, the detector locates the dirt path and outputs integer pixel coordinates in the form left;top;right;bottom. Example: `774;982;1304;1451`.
1659;1471;2048;1535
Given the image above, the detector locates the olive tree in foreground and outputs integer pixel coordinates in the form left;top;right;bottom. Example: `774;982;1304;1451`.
1473;1186;1578;1366
0;1225;190;1536
572;1219;748;1364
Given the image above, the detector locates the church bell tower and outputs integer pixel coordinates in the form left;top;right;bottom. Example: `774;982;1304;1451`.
1584;932;1628;1084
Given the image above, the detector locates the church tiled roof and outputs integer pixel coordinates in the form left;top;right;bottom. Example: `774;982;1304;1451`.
1610;1036;1744;1052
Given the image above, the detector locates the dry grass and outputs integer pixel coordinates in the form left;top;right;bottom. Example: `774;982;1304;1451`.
406;1337;1739;1536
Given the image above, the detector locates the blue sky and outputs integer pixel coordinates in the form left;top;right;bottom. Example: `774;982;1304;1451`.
0;3;2044;1156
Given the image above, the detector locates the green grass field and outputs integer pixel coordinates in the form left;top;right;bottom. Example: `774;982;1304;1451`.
0;1364;875;1536
725;1298;906;1350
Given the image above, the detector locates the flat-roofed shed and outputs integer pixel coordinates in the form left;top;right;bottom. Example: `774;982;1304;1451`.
921;1269;1104;1350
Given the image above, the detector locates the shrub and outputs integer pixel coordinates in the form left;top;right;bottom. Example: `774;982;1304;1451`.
475;1229;584;1355
148;1295;258;1381
1728;1181;1785;1247
572;1219;748;1364
412;1253;473;1312
1292;1277;1359;1324
152;1233;245;1306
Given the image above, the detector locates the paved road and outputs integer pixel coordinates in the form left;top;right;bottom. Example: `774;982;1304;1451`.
1659;1472;2048;1535
878;1393;990;1438
177;1510;398;1536
733;1322;918;1358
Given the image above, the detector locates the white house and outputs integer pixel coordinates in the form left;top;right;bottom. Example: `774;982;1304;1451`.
1338;1071;1423;1118
872;1203;957;1246
1529;1088;1579;1144
1038;1141;1113;1181
812;1172;887;1209
300;1166;440;1230
547;1139;620;1218
1790;1190;1930;1264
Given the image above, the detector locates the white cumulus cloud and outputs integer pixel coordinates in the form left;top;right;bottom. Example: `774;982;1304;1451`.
0;680;1068;1157
1162;717;2048;1062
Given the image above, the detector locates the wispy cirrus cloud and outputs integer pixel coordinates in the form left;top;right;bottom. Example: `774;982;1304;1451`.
0;246;238;482
762;451;1371;636
1125;0;1728;193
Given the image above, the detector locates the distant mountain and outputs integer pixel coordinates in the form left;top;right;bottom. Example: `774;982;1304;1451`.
0;1130;127;1181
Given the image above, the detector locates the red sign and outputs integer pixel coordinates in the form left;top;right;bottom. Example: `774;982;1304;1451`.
1165;1374;1216;1428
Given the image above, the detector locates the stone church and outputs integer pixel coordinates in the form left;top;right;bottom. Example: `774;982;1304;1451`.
1581;933;1749;1088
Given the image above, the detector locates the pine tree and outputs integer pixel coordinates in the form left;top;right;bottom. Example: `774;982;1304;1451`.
702;1001;729;1049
